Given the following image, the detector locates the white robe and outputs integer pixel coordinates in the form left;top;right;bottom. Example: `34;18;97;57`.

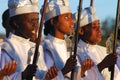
42;34;81;80
0;33;47;80
77;39;120;80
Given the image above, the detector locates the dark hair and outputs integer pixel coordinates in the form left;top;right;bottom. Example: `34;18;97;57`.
44;16;58;36
78;24;92;41
9;15;22;30
2;9;9;28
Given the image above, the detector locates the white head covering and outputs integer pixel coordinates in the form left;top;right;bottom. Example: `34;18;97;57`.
8;0;39;17
41;0;71;22
73;6;99;27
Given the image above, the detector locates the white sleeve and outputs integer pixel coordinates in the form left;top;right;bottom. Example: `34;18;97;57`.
0;51;22;80
44;50;54;69
73;66;82;80
44;50;64;80
117;56;120;69
116;46;120;69
101;68;110;80
73;65;104;80
35;46;48;80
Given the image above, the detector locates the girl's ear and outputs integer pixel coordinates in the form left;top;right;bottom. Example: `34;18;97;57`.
13;21;19;29
50;18;57;27
50;18;54;25
78;27;84;35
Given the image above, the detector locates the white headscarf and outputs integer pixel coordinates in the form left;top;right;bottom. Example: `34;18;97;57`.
8;0;39;17
73;6;99;27
41;0;71;22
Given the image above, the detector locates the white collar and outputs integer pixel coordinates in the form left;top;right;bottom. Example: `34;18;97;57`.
78;39;97;49
47;34;66;44
8;33;30;44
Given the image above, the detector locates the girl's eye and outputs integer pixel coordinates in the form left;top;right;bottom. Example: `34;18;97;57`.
92;26;96;29
64;16;68;19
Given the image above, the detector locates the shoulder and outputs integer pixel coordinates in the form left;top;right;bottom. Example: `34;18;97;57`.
0;40;14;58
96;45;106;50
0;40;12;51
96;45;107;57
0;48;12;62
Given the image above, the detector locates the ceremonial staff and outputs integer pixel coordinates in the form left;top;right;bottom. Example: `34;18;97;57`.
90;0;93;6
70;0;83;80
30;0;48;79
110;0;120;80
33;0;48;65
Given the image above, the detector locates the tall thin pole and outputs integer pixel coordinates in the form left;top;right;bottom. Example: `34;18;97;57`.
32;0;48;65
30;0;48;80
70;0;83;80
90;0;94;6
110;0;120;80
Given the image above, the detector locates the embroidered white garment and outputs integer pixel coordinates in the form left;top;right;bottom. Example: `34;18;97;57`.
42;34;70;80
77;39;120;80
0;33;47;80
77;39;109;80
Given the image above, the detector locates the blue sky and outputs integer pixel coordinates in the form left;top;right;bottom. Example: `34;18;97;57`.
0;0;117;34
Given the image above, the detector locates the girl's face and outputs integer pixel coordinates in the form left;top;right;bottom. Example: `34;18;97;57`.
52;13;74;39
88;20;102;44
15;13;39;42
80;20;102;44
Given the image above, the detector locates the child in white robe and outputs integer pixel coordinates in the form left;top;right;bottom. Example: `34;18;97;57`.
73;6;120;80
